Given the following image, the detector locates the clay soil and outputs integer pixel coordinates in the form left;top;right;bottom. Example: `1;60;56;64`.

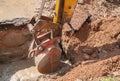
59;18;120;81
0;0;120;81
58;0;120;81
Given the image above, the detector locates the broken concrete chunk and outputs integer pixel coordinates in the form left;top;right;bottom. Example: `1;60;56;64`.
70;4;90;31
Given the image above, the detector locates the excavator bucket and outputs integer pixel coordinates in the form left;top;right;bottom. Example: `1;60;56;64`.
28;19;62;74
34;37;62;73
27;0;80;74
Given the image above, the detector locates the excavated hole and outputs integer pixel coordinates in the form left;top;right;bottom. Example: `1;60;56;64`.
0;18;32;62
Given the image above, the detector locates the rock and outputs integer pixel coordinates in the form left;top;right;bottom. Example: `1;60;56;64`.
91;53;99;58
70;4;89;31
10;64;42;81
58;65;70;75
78;0;84;4
113;71;120;77
83;53;90;60
75;78;83;81
82;48;94;55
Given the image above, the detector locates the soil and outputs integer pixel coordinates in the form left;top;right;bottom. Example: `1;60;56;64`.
0;0;120;81
59;18;120;81
0;0;56;62
59;0;120;80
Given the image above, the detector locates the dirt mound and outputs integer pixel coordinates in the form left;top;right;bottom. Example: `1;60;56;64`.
62;18;120;81
62;18;120;63
60;1;120;80
60;18;120;80
58;56;120;81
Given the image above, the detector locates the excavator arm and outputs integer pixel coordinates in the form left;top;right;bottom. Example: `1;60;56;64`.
28;0;78;74
53;0;78;24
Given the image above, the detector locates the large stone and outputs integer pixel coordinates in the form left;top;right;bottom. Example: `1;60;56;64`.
70;4;89;31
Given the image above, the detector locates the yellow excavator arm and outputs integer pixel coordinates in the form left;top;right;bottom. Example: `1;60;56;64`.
53;0;78;24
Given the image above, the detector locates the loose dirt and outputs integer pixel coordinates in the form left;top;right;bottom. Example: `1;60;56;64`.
59;18;120;81
59;0;120;80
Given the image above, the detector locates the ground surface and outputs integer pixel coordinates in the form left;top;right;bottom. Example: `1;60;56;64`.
0;0;120;81
0;0;41;21
0;0;55;21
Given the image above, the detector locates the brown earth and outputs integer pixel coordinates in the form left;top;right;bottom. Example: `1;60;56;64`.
0;21;31;62
59;18;120;81
62;18;120;64
58;0;120;80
